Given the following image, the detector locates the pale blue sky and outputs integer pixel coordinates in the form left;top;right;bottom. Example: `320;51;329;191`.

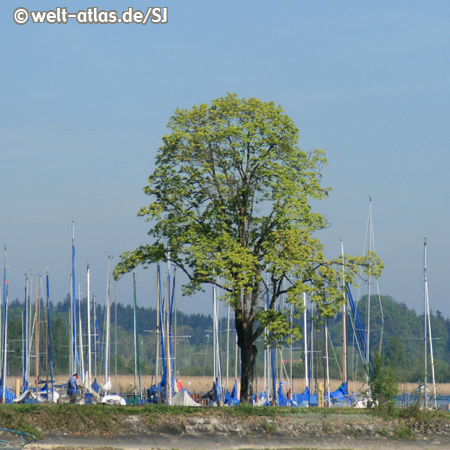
1;1;449;317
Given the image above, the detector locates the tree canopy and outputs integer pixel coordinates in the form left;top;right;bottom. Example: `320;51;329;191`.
114;93;383;403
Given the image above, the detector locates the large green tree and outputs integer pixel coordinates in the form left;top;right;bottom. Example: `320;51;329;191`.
114;93;382;404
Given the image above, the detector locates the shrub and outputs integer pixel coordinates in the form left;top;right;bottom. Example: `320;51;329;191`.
367;352;398;415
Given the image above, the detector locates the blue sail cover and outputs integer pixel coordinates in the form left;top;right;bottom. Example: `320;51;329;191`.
0;388;16;404
278;382;296;407
292;386;309;405
147;380;165;403
91;378;101;393
212;377;222;403
291;383;348;407
326;382;349;404
292;387;316;406
224;380;239;406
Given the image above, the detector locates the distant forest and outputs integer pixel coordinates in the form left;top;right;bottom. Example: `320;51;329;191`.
4;293;450;385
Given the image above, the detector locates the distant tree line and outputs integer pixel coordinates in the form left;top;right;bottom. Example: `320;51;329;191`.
327;294;450;384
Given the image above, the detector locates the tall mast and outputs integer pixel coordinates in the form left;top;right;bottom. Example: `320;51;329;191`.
105;255;111;383
155;264;160;388
310;303;314;395
46;272;55;399
290;303;293;391
87;265;92;389
166;258;171;405
23;275;28;391
2;280;7;404
93;295;97;378
424;239;437;409
78;283;85;383
365;200;372;380
26;273;32;382
71;222;78;374
325;318;331;407
114;282;118;394
213;283;219;382
133;272;142;399
43;275;49;391
69;274;73;376
226;303;231;391
35;276;39;394
133;273;137;397
361;197;384;382
1;245;6;394
263;278;268;398
1;246;8;404
303;292;308;389
212;278;222;402
234;331;238;382
341;240;347;385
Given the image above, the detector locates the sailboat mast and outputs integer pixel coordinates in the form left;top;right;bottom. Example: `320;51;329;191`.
263;281;268;398
35;276;39;394
132;272;142;398
1;245;6;395
155;264;160;387
93;295;97;378
133;273;137;397
325;318;331;407
78;283;85;383
114;282;118;394
166;261;171;405
46;273;55;399
423;239;428;408
366;200;372;381
1;246;8;404
341;240;347;385
23;275;28;391
213;279;222;399
234;330;238;382
43;275;49;391
290;303;293;391
424;239;437;408
213;284;216;381
105;255;111;383
2;283;7;404
303;292;309;389
71;222;78;375
26;275;32;382
226;303;231;391
427;289;437;410
87;264;92;389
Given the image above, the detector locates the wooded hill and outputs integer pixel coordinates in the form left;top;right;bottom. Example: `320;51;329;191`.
4;294;450;384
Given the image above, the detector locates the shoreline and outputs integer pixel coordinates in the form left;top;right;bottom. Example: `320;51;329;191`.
20;375;450;398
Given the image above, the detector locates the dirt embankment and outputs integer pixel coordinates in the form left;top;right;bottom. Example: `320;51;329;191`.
7;375;450;449
2;405;450;450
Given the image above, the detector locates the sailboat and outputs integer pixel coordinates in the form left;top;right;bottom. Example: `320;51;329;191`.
349;198;384;388
148;260;174;404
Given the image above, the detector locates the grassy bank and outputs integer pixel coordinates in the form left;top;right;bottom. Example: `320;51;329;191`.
1;403;450;444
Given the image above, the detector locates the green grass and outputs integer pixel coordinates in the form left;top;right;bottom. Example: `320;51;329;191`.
0;403;448;442
393;424;414;440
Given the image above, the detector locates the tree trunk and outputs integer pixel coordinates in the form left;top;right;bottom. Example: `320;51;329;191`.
239;331;258;404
